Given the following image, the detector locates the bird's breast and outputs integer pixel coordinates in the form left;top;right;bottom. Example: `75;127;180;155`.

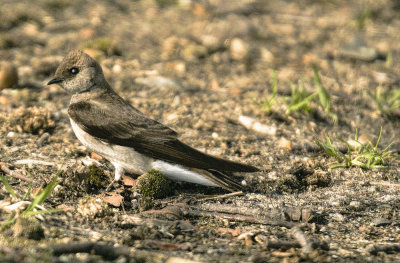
69;118;152;174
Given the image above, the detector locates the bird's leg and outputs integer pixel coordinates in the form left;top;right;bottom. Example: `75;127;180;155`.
106;164;124;192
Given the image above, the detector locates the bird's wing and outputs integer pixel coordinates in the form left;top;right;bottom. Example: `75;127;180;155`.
68;95;258;172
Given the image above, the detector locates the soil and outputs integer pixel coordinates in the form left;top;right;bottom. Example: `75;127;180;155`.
1;0;400;262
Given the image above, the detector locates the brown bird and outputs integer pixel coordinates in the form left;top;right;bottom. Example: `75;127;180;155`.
48;50;259;191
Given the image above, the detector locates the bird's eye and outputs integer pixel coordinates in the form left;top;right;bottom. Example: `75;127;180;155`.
69;67;79;75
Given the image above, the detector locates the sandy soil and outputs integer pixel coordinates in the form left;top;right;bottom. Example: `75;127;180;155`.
1;0;400;262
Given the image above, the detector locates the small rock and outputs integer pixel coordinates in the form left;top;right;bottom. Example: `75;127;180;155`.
338;36;378;62
122;175;135;186
357;134;371;145
79;27;95;40
77;196;108;219
331;201;341;207
90;152;103;160
135;75;180;90
349;201;361;208
161;36;179;60
165;257;201;263
0;95;11;106
230;38;248;60
200;34;219;49
284;207;302;221
372;218;391;227
103;192;124;207
260;47;274;63
166;61;186;76
216;227;241;237
331;213;345;222
277;137;292;150
238;115;277;135
0;61;18;90
112;64;122;74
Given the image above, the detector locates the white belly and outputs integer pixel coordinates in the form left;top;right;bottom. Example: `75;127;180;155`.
70;119;219;187
70;119;152;174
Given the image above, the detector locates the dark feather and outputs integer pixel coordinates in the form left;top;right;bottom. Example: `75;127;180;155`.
68;89;259;173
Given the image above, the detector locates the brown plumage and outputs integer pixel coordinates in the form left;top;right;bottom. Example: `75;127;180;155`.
48;50;259;191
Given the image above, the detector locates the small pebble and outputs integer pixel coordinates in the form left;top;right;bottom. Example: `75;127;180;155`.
277;137;292;150
230;38;248;60
331;213;345;222
238;115;276;135
349;201;361;208
135;75;180;90
372;218;391;227
0;61;18;90
331;201;340;207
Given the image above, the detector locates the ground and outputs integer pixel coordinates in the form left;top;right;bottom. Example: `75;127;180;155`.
1;0;400;262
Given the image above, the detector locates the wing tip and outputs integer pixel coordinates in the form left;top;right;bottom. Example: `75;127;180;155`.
228;162;260;173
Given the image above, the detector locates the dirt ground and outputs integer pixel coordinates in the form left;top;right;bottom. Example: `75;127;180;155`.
1;0;400;262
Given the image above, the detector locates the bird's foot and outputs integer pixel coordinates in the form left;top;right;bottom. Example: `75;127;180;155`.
105;179;117;192
107;163;124;192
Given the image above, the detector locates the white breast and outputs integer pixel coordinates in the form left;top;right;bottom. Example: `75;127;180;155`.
69;119;220;187
69;119;152;175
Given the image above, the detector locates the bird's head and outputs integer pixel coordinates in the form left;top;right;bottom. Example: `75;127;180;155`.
47;50;106;94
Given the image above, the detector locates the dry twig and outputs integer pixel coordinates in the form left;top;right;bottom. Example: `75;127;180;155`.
367;243;400;255
0;162;30;182
197;191;244;201
36;132;50;148
185;208;300;228
50;242;131;260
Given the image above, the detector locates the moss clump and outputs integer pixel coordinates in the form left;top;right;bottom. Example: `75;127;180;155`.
81;37;121;56
276;174;301;193
155;0;178;8
135;169;171;210
84;164;109;189
9;106;55;134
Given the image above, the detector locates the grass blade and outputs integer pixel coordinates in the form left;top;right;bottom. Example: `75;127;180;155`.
0;175;17;199
23;168;61;214
313;64;330;112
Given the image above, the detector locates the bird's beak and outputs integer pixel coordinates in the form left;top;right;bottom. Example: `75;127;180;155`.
47;77;63;85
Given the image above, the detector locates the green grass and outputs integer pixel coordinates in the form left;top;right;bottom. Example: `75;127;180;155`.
356;7;372;29
316;127;394;169
0;168;62;230
369;85;400;117
256;70;278;114
286;79;317;114
386;50;393;68
257;66;337;122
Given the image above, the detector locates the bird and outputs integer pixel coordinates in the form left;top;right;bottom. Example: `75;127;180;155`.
47;50;259;192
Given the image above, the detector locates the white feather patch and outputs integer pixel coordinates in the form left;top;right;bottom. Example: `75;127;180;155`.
152;160;218;187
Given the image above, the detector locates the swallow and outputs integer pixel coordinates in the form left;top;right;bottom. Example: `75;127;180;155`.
48;50;259;192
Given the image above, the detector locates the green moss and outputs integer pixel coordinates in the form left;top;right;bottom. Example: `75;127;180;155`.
84;165;109;189
135;169;172;211
154;0;178;8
